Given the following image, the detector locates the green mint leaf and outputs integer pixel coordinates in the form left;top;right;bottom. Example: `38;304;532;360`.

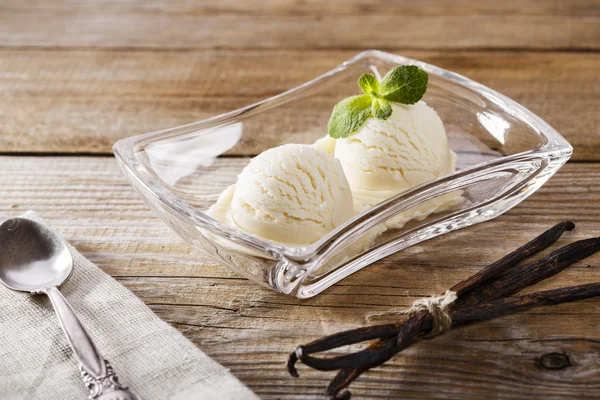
380;65;428;104
327;65;428;138
372;98;392;120
327;94;372;138
358;74;380;97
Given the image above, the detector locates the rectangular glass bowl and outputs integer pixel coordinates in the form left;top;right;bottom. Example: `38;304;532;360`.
114;50;572;299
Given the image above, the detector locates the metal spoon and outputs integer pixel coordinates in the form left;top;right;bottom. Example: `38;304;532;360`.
0;217;140;400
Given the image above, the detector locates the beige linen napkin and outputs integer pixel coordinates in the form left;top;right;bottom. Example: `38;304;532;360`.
0;212;258;400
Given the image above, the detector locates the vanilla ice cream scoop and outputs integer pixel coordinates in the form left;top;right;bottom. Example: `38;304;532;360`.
208;144;353;245
317;101;455;191
315;101;461;225
336;101;454;191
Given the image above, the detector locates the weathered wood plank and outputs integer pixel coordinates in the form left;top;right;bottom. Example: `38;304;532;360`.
5;0;597;17
1;50;598;159
1;155;600;398
0;0;598;50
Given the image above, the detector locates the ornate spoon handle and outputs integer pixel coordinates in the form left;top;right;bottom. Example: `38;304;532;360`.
43;286;141;400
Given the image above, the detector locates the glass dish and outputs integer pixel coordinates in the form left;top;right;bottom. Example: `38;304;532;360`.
114;50;572;299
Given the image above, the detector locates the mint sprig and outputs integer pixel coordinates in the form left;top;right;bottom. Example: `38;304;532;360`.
358;74;380;97
371;98;392;119
327;95;372;139
380;65;428;104
327;65;428;138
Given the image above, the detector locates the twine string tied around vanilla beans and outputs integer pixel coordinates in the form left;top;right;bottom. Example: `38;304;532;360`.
403;290;457;337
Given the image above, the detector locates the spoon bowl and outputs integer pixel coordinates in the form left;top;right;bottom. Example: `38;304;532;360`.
0;217;72;292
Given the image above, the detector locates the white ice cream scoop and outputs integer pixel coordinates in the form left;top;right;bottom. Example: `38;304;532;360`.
208;144;354;245
334;101;455;192
314;101;462;226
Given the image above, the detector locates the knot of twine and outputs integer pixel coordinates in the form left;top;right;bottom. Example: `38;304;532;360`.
364;290;458;337
404;290;457;337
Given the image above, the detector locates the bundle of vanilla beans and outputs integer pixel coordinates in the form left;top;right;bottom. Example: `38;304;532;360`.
287;222;600;399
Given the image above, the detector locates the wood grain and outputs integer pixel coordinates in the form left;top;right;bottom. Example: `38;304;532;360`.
2;155;600;399
2;1;599;398
1;0;598;50
1;50;598;159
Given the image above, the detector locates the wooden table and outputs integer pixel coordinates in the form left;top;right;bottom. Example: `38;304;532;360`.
2;1;600;399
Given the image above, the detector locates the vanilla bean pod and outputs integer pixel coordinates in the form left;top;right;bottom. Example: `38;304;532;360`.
289;221;572;371
451;221;575;297
287;324;399;377
287;222;600;400
453;283;600;324
288;221;572;372
456;236;600;307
